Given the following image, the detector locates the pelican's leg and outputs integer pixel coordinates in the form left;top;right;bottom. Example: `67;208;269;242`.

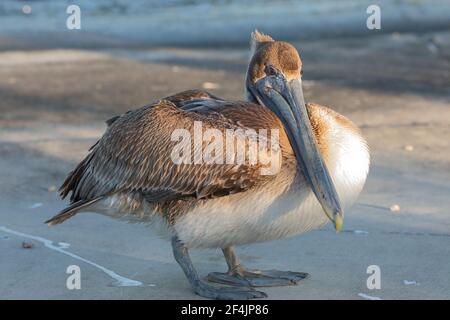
207;246;309;287
171;236;267;299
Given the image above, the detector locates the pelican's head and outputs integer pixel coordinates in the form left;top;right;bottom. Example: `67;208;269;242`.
246;31;343;233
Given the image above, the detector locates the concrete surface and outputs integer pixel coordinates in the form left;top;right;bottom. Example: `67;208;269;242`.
0;30;449;299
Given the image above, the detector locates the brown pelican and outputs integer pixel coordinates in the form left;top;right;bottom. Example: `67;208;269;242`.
46;31;369;299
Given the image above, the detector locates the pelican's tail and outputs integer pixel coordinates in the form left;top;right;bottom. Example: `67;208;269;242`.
45;197;102;225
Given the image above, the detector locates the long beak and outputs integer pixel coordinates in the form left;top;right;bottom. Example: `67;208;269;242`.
250;69;343;232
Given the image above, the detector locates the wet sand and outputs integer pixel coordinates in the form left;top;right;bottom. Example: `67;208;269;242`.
0;30;449;299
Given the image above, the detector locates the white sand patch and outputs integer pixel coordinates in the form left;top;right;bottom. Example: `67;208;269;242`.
28;203;43;209
403;280;419;285
358;293;382;300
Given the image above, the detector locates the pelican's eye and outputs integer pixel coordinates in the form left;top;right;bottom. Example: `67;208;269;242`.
264;65;278;77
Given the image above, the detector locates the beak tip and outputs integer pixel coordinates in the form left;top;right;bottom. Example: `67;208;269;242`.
334;215;343;233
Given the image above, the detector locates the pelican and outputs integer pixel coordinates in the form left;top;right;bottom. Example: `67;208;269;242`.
46;31;369;299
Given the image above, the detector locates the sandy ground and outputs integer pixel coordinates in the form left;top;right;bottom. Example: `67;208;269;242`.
0;31;449;299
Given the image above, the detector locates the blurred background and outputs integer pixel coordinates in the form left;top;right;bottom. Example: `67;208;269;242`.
0;0;449;299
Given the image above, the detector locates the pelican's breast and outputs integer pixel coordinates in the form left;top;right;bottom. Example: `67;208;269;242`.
308;103;370;209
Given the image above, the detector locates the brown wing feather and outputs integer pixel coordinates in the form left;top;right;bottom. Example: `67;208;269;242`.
60;98;284;206
104;90;221;127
